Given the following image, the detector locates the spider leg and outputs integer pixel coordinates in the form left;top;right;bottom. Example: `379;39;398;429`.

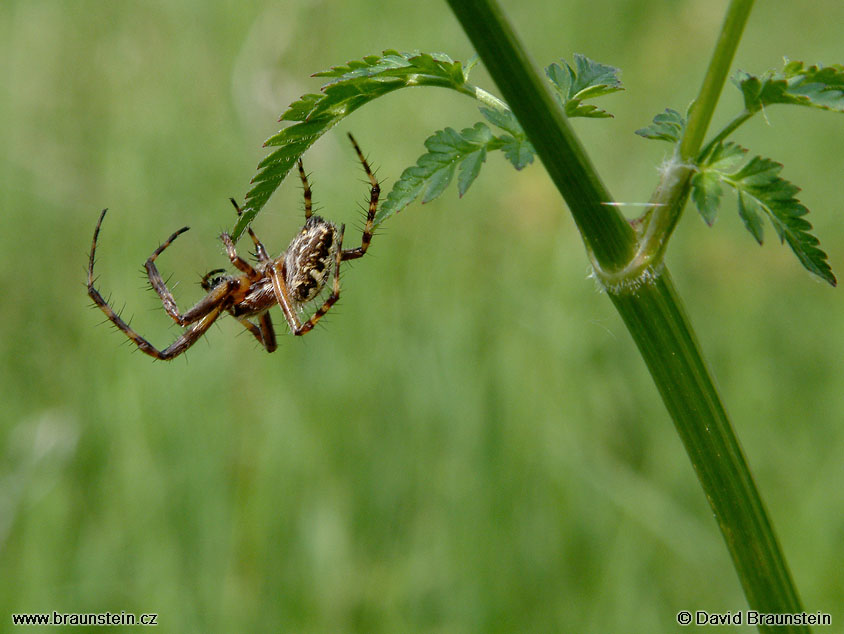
231;311;277;352
180;282;238;323
269;224;345;336
229;198;271;264
258;311;277;351
87;209;232;360
233;316;264;345
154;303;229;360
341;133;379;261
220;232;261;281
297;159;313;220
143;222;198;325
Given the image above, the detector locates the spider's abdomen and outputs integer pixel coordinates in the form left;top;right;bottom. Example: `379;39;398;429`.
283;216;339;303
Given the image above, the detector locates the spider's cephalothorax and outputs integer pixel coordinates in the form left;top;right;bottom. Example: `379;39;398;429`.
87;133;379;360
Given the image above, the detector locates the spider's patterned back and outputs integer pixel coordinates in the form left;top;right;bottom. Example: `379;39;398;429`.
283;215;340;305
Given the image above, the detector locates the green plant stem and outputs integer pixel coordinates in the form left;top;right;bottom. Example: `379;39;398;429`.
632;0;755;280
680;0;755;161
610;275;806;631
699;110;754;160
446;0;807;629
458;82;510;112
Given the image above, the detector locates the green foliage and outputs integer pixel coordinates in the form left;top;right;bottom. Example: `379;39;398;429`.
378;124;491;223
234;51;468;241
380;55;622;221
242;49;840;286
242;52;622;232
475;107;534;169
545;54;624;118
377;109;537;223
735;60;844;113
636;59;844;286
690;141;745;225
635;108;686;143
693;143;836;285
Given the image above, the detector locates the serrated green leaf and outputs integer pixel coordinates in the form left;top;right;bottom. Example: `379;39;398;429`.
499;135;534;170
635;108;686;143
458;147;487;197
737;190;765;244
702;141;746;171
568;54;623;99
478;105;523;136
422;161;456;203
698;143;836;285
690;171;723;225
463;55;480;81
477;106;535;169
233;51;470;241
545;54;623;118
734;60;844;114
377;123;494;224
690;142;747;224
280;93;322;122
730;155;784;189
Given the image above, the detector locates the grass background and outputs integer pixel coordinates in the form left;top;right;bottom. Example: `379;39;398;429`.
1;0;842;631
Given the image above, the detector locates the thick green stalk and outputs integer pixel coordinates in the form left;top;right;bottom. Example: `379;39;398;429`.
450;2;636;271
446;0;807;630
610;275;805;628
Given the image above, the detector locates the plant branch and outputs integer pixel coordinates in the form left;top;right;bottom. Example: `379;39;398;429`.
680;0;755;160
626;0;756;287
458;82;510;112
446;0;808;629
698;110;754;160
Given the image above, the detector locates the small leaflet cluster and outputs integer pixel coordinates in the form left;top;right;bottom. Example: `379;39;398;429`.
635;108;686;143
545;54;624;118
380;54;623;221
378;107;534;223
638;60;844;286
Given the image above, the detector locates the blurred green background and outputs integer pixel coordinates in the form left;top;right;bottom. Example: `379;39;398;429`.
1;0;842;631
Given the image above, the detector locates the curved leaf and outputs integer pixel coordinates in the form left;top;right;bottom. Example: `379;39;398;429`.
232;51;468;241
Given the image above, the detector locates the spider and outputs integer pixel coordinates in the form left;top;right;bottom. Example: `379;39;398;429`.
87;133;379;360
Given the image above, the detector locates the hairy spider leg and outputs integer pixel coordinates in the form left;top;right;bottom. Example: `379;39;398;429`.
149;302;229;360
296;160;313;220
143;221;236;327
341;132;380;261
87;209;233;360
221;232;260;281
229;198;270;263
219;199;277;352
256;312;277;351
269;224;346;336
